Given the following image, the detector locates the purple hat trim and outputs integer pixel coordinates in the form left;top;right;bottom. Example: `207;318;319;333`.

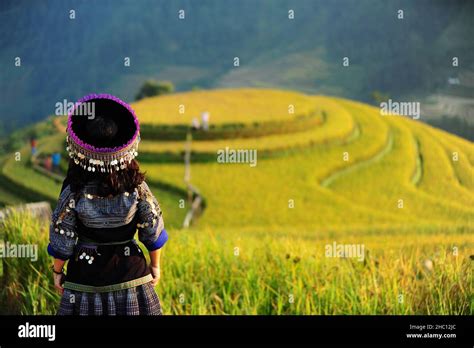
67;93;140;153
66;94;141;173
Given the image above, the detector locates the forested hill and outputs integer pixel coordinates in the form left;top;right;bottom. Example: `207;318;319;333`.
1;0;473;131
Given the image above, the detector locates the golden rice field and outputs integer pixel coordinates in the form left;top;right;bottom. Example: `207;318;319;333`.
0;88;472;314
132;88;318;125
138;96;354;155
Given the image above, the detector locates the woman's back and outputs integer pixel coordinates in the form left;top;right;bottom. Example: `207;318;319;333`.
48;94;167;315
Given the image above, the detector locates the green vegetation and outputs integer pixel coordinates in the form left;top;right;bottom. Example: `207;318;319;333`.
135;80;175;101
1;214;471;314
3;1;473;133
0;212;58;315
0;88;472;315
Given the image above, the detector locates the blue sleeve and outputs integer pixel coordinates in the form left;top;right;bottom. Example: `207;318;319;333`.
48;185;77;260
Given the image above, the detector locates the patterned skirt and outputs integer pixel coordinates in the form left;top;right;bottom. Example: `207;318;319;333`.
57;282;162;315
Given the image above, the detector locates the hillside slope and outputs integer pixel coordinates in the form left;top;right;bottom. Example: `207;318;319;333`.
2;89;472;233
1;89;472;315
1;0;473;131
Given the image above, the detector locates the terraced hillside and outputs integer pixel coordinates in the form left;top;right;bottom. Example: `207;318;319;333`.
131;91;473;231
1;88;472;314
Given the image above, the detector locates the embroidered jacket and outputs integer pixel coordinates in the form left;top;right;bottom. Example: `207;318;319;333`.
47;180;168;289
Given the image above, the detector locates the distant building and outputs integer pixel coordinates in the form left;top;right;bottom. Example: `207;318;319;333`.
448;77;460;85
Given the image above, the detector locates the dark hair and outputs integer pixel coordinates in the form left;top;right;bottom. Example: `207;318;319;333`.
65;114;144;196
66;158;145;196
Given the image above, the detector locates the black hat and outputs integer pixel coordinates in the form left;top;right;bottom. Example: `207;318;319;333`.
66;94;140;173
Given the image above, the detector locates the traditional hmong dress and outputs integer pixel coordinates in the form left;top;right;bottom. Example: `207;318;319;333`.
48;179;168;315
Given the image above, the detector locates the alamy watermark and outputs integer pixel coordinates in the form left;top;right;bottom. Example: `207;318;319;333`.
55;99;95;119
0;241;38;262
217;147;257;167
325;241;365;262
18;322;55;341
380;99;420;119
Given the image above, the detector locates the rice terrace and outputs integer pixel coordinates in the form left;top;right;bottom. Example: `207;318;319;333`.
0;88;472;315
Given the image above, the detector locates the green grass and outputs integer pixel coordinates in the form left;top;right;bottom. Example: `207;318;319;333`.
0;212;59;314
0;148;187;229
0;185;23;207
2;149;61;202
161;225;472;315
1;213;471;314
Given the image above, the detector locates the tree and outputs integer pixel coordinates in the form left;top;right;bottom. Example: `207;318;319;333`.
135;80;174;101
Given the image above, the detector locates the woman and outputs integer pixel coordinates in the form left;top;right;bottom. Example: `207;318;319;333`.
47;94;168;315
